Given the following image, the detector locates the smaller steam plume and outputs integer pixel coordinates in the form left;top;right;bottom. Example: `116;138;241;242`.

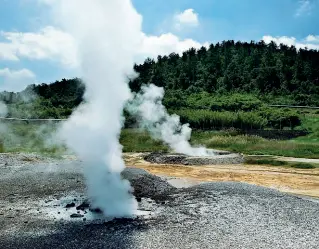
0;101;8;117
127;84;212;156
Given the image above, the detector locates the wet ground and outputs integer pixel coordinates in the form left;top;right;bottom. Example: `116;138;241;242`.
0;153;318;249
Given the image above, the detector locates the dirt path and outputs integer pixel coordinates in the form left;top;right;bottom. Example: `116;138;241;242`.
248;155;319;164
124;153;319;198
276;156;319;164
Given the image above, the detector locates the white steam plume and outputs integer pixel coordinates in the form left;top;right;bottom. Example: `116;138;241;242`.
127;84;211;156
45;0;142;217
0;101;8;117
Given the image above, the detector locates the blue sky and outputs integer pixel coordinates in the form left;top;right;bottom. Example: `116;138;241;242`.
0;0;319;92
133;0;319;41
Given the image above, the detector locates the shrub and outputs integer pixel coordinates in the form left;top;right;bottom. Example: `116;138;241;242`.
290;163;316;169
172;109;267;130
245;158;288;166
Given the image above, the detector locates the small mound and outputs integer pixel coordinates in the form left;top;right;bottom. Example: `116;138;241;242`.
122;168;176;201
144;150;244;165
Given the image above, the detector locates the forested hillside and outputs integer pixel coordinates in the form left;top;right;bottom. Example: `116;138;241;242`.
0;40;318;131
0;78;84;118
130;40;319;106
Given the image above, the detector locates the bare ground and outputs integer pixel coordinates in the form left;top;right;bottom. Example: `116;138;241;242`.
0;153;318;248
124;153;319;198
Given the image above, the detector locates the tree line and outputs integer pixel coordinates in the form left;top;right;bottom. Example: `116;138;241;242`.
130;40;319;106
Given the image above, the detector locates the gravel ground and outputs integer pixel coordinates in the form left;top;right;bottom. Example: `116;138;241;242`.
144;151;244;165
0;153;318;249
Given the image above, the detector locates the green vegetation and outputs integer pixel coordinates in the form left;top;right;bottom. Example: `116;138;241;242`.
131;41;319;106
0;78;84;119
0;123;318;161
120;129;168;153
0;140;4;153
245;157;288;166
0;122;65;155
296;114;319;143
171;108;301;130
290;163;316;169
191;130;319;159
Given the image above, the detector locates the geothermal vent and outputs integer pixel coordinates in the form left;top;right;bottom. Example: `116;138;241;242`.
144;149;244;165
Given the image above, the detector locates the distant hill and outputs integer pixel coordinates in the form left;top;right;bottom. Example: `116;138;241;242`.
130;40;319;106
0;40;318;120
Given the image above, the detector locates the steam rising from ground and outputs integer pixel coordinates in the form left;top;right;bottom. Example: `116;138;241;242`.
0;101;8;117
46;0;142;217
127;84;211;156
40;0;210;217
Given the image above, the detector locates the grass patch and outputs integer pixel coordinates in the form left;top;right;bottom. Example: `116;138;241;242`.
191;131;319;159
0;122;65;156
0;122;318;160
294;114;319;143
120;129;168;153
0;141;4;153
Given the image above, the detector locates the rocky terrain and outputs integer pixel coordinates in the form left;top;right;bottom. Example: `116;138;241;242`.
0;153;318;249
144;150;244;165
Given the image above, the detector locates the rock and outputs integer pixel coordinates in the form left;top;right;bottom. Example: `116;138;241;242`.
89;208;103;214
136;197;142;202
70;213;84;218
65;203;76;208
76;201;90;211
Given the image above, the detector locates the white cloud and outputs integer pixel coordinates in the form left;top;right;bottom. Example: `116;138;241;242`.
0;68;36;92
174;9;199;29
295;0;312;17
139;32;208;63
0;26;78;67
0;43;19;61
263;35;319;50
263;36;296;47
0;25;209;66
306;35;319;43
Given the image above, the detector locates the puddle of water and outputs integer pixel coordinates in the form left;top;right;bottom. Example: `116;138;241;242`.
165;177;203;188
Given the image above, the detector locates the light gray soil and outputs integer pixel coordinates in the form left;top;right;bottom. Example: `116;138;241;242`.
0;153;318;249
144;151;244;165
